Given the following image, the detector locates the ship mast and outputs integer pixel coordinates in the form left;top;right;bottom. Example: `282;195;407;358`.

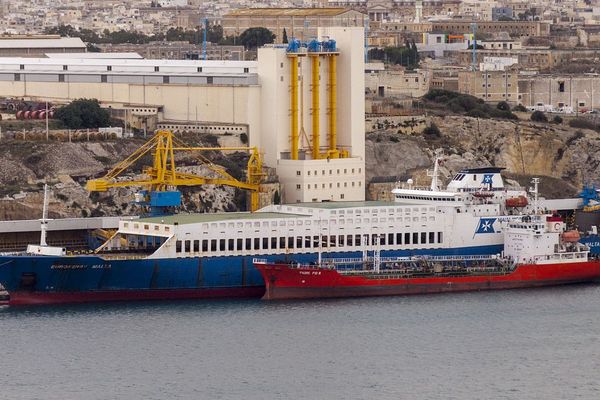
530;178;540;214
40;184;49;246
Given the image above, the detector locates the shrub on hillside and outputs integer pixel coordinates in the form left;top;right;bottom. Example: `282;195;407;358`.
530;111;548;122
423;123;441;137
496;101;510;111
568;118;598;131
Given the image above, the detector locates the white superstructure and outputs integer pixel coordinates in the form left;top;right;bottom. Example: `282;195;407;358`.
393;166;534;215
504;215;589;265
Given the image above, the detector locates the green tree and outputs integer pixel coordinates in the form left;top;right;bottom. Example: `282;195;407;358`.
282;28;289;44
207;24;224;43
54;99;111;129
238;27;276;49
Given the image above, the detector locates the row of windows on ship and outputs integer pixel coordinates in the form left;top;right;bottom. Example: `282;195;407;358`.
174;231;444;254
395;194;458;201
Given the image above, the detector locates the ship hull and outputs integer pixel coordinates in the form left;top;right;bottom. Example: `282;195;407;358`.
0;244;502;306
257;261;600;300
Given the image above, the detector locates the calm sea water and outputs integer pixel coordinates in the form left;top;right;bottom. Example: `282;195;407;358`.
2;285;600;400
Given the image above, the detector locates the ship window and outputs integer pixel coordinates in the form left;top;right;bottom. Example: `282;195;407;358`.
271;237;277;249
396;233;402;244
218;239;225;251
371;234;378;245
388;233;394;245
305;236;312;248
228;239;234;251
263;237;269;249
405;233;411;244
211;240;217;251
313;236;319;247
421;232;427;244
245;238;251;250
280;237;286;248
202;240;208;252
176;240;182;253
237;238;243;250
254;238;260;250
194;240;200;252
288;237;294;249
355;234;361;246
347;235;353;246
380;235;386;245
429;232;435;244
322;236;328;248
438;232;443;243
338;235;344;246
296;237;302;248
185;241;191;252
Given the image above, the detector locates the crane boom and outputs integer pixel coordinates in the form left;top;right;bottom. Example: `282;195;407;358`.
86;130;265;213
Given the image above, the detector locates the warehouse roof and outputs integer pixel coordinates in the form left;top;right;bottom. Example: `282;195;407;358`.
0;37;86;49
225;8;357;17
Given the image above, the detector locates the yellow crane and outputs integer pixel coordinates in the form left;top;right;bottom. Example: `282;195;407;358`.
86;130;265;213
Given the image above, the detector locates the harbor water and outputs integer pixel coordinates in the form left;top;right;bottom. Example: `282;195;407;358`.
2;285;600;400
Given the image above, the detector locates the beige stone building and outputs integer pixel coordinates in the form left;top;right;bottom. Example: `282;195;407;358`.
430;20;550;37
458;70;519;103
366;67;430;98
222;8;367;43
518;75;600;111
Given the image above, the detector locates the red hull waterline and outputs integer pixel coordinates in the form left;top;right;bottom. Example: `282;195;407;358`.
256;262;600;300
7;286;265;306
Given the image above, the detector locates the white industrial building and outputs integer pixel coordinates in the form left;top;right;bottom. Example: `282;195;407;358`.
0;27;366;204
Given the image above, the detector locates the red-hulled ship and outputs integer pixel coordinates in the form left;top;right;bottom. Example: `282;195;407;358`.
255;215;600;300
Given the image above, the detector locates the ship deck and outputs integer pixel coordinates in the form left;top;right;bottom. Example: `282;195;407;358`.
138;211;308;225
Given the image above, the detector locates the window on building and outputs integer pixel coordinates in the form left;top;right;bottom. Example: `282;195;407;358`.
163;76;170;84
558;81;565;92
296;184;301;190
176;240;182;253
58;74;65;82
244;67;249;73
194;240;200;252
211;239;217;251
296;170;301;176
207;76;213;84
14;73;20;81
19;64;24;70
202;240;209;252
228;239;234;251
154;66;160;72
101;75;107;83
